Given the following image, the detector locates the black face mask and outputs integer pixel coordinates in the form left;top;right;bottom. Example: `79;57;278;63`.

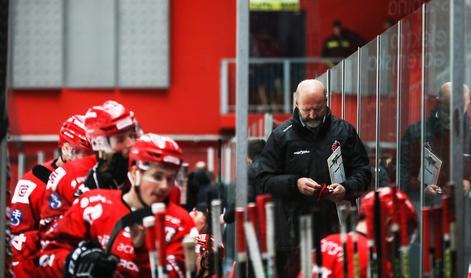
85;151;129;189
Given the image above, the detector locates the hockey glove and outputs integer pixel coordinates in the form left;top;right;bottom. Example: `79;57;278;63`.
64;240;119;278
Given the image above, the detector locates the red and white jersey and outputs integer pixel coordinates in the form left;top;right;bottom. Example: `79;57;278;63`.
169;184;181;206
39;155;96;231
298;232;370;278
39;189;198;278
10;159;57;273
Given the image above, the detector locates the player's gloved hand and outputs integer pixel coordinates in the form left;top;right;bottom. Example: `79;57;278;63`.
85;151;129;189
64;240;119;278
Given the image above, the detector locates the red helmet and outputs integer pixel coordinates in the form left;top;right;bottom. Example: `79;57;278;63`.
129;134;183;170
359;187;417;242
84;100;136;138
59;114;92;151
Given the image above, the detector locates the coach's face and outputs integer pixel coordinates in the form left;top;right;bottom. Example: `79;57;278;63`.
295;80;327;128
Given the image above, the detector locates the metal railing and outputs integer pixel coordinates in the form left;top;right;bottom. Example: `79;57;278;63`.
220;57;341;114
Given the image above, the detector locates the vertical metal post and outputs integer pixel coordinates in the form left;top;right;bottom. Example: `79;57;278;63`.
450;0;466;275
18;152;24;179
420;4;426;276
37;151;44;165
341;60;345;119
258;118;264;138
224;145;231;184
235;0;248;208
283;60;291;113
1;0;11;272
62;0;67;86
375;36;381;189
396;21;402;189
221;60;229;114
264;113;273;140
235;1;249;276
357;48;361;137
326;70;331;107
114;0;120;87
207;147;214;174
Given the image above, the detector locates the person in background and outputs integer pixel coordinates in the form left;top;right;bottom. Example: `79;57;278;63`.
400;82;471;200
321;20;365;66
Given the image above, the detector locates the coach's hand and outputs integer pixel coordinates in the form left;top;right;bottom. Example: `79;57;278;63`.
326;183;346;202
297;178;322;196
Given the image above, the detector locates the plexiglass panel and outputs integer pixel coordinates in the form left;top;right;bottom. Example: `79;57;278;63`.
378;24;398;188
329;62;342;117
398;8;423;277
359;39;377;189
344;52;358;128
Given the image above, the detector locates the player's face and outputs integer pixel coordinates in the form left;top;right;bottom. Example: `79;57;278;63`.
139;164;177;205
61;142;93;161
108;130;137;156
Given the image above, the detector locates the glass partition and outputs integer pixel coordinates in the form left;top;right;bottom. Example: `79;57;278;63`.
329;62;342;117
359;39;378;188
397;7;423;277
378;24;398;188
344;52;358;129
463;0;471;271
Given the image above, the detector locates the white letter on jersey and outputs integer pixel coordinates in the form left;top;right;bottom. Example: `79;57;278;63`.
47;167;67;191
83;204;103;224
11;234;27;251
12;180;37;204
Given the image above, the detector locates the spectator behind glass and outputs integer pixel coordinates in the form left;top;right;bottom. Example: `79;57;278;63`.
321;20;365;67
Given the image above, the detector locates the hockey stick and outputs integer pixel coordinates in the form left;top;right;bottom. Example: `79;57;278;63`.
339;205;349;278
422;207;432;277
445;183;456;278
143;216;158;278
433;207;443;278
300;215;313;278
211;200;223;278
155;209;168;278
312;208;322;278
104;207;153;255
399;199;410;278
235;208;248;278
247;203;261;276
265;201;276;278
442;196;452;278
349;206;360;278
244;222;265;278
256;195;271;277
373;191;382;278
391;186;401;278
183;235;197;278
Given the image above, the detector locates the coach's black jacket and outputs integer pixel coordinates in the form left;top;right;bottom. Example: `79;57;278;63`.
255;107;371;251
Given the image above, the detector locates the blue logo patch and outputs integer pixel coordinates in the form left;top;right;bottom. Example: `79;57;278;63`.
49;192;62;209
10;209;23;226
